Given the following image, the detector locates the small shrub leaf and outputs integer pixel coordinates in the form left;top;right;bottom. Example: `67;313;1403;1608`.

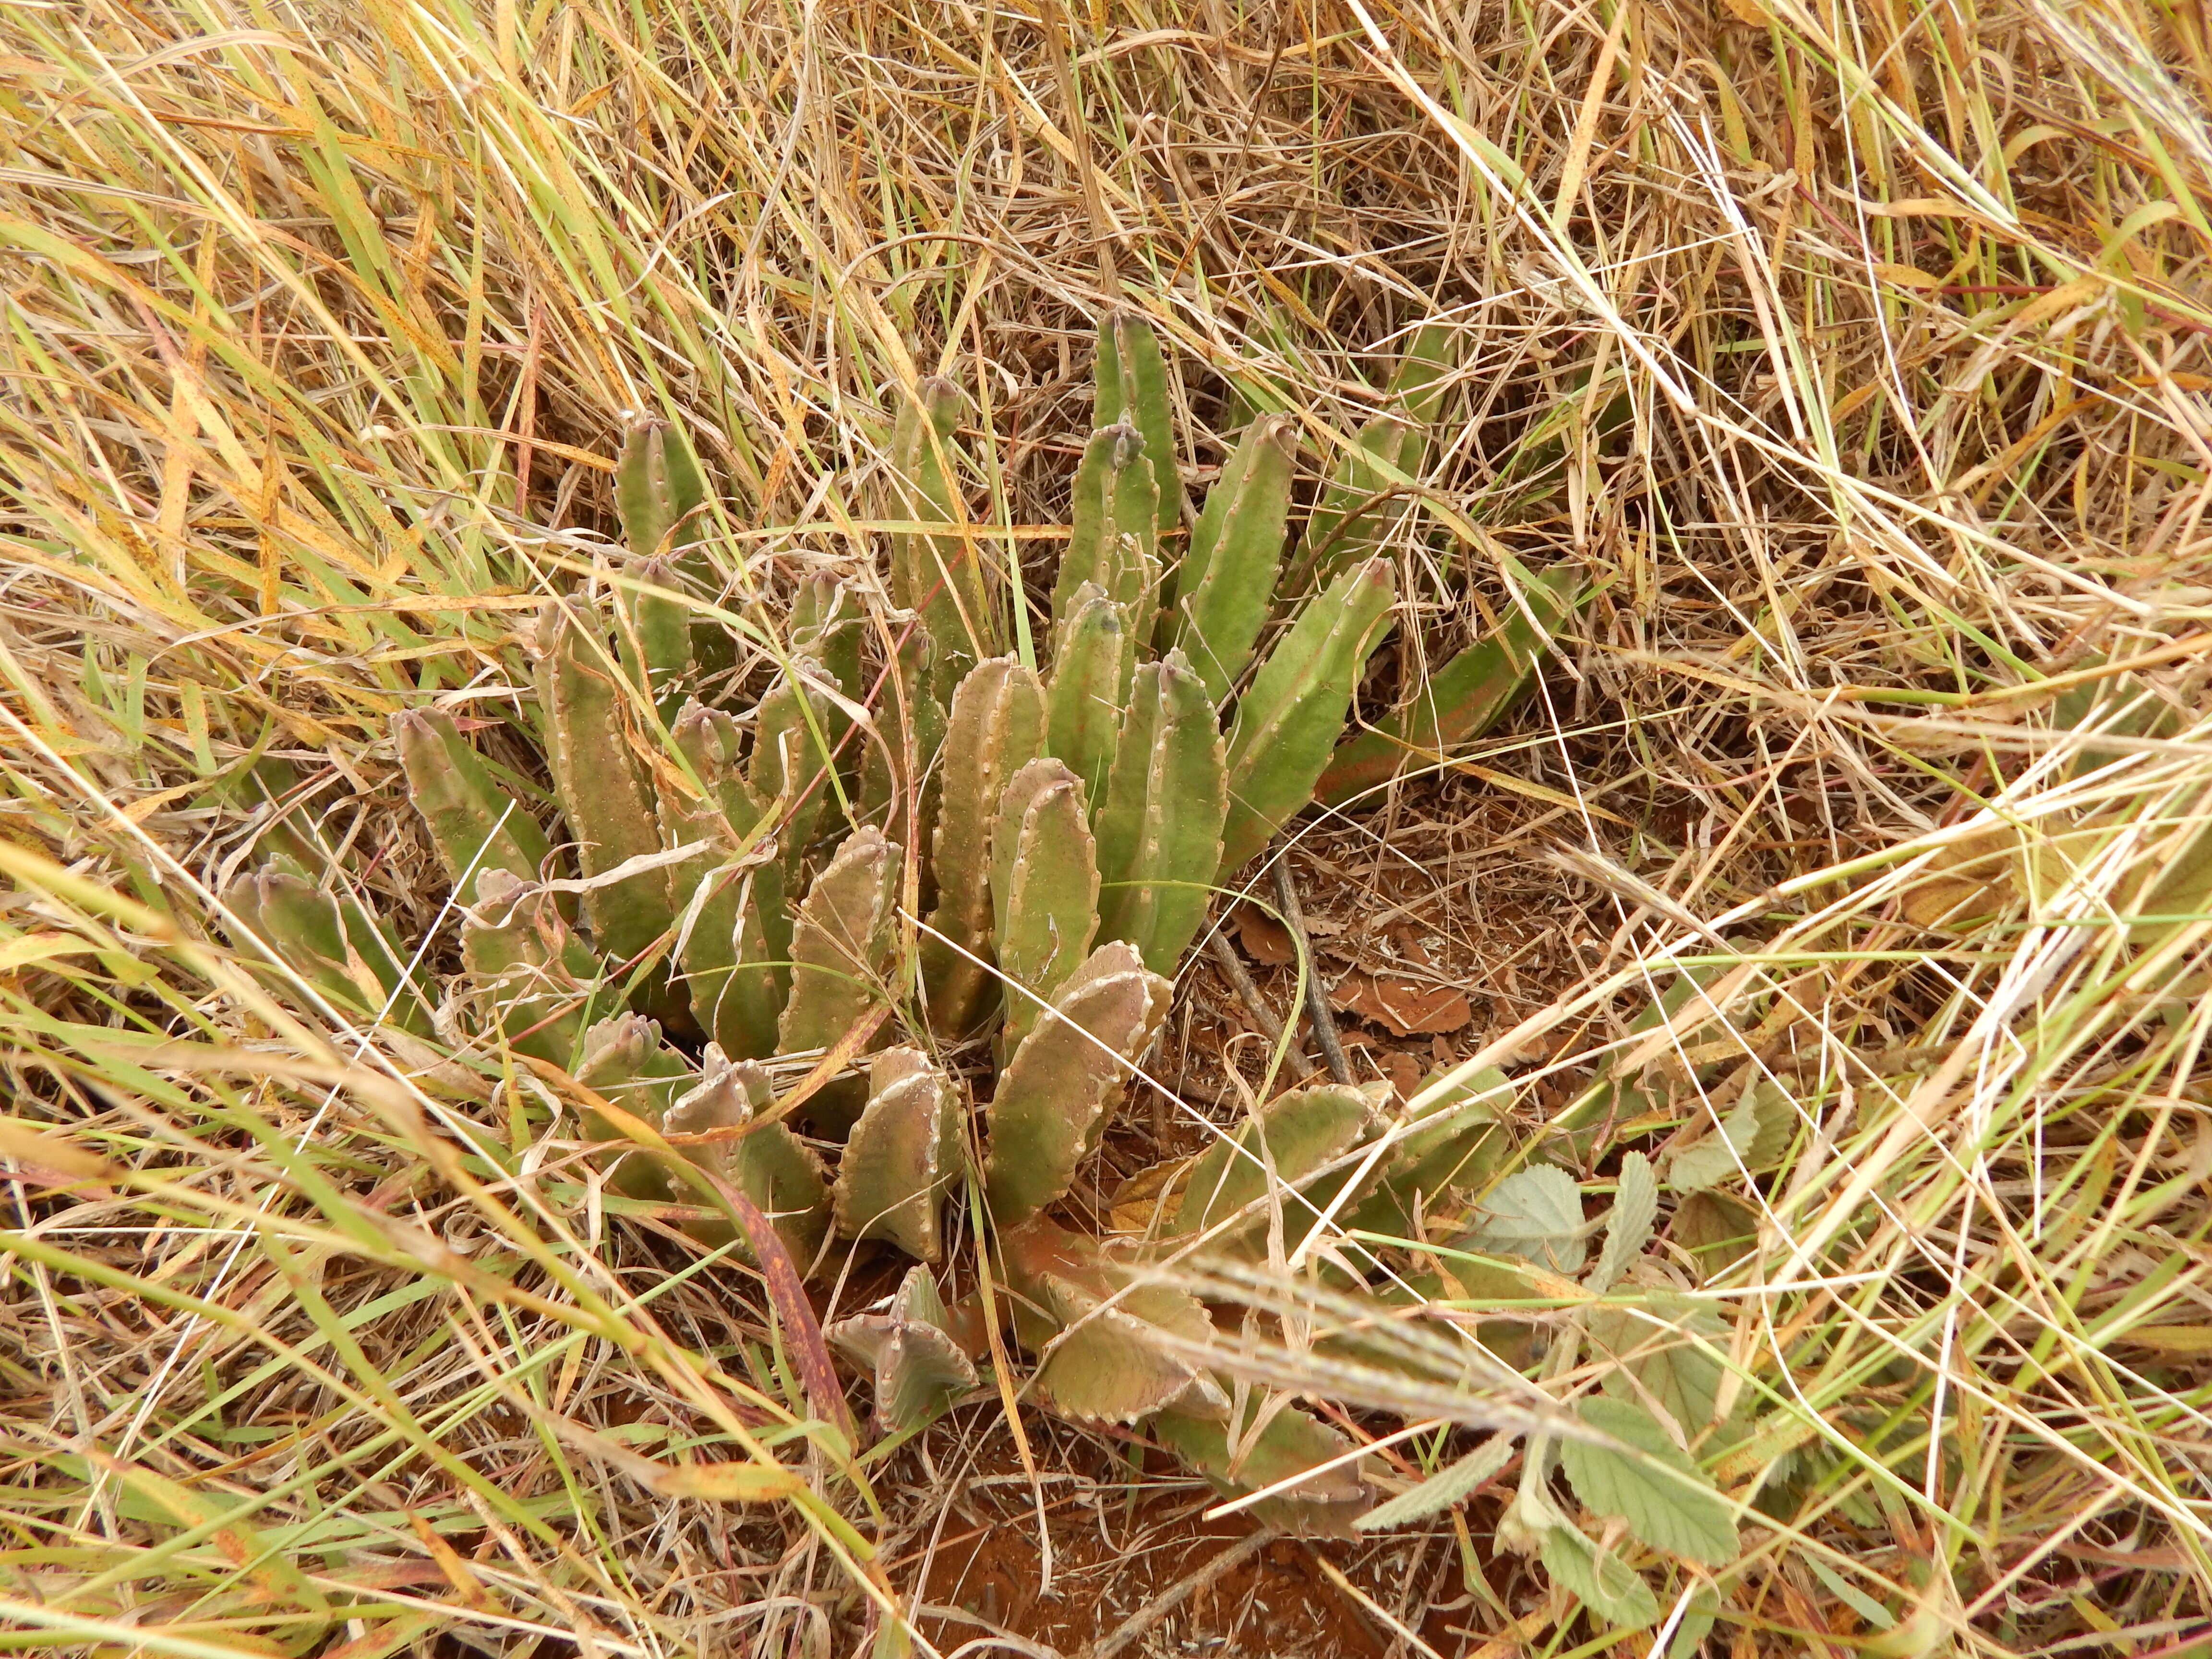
1665;1081;1794;1193
1560;1396;1739;1565
1468;1165;1587;1272
1588;1293;1728;1432
1590;1151;1657;1293
1538;1522;1661;1628
1355;1433;1516;1531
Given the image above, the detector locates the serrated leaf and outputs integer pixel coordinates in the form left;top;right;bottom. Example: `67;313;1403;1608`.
1467;1165;1587;1273
1355;1433;1516;1530
1673;1190;1758;1278
1587;1293;1728;1435
1558;1396;1739;1566
1665;1081;1794;1193
1742;1078;1797;1167
1590;1151;1657;1294
1538;1522;1662;1628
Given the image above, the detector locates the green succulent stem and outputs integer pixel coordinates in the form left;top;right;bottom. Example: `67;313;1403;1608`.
990;757;1102;1053
1093;651;1227;976
1167;414;1297;706
1094;312;1181;537
1220;558;1398;873
1315;563;1578;807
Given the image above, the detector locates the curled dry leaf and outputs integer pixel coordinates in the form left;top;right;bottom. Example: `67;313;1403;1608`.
1331;971;1473;1037
1237;904;1296;965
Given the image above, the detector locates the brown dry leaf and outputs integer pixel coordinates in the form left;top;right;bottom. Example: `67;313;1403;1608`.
1106;1158;1190;1237
1380;1049;1423;1102
1331;972;1474;1037
1237;905;1295;965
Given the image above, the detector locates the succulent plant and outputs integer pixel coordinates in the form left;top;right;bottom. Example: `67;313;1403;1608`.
221;313;1573;1527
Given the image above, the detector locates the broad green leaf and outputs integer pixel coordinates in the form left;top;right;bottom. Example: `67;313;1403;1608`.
1467;1165;1587;1273
1355;1433;1516;1530
1559;1396;1739;1566
1665;1081;1795;1193
1538;1522;1661;1628
1587;1292;1728;1434
1590;1151;1657;1293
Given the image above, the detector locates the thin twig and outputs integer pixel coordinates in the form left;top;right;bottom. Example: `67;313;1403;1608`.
1204;927;1317;1081
1270;854;1355;1085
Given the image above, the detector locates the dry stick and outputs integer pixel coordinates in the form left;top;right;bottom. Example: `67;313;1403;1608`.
1203;928;1318;1082
1270;855;1356;1085
1086;1528;1276;1659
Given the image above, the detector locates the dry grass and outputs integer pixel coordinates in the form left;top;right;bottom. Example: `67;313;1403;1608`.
3;0;2211;1655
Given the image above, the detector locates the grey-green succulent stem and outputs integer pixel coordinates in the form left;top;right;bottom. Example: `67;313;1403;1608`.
832;1047;961;1261
1315;563;1578;806
1172;1082;1372;1243
1150;1400;1370;1527
824;1264;977;1433
615;420;707;564
535;606;677;972
776;825;898;1130
228;870;361;1017
670;700;788;1058
1043;584;1131;822
1051;423;1161;634
748;658;842;893
1220;558;1398;873
919;656;1046;1035
981;940;1169;1224
665;1046;830;1264
576;1013;693;1202
1296;324;1457;592
1093;651;1227;977
1167;414;1297;706
857;618;948;874
1094;313;1181;537
614;420;730;679
391;708;554;895
997;1218;1225;1425
791;572;864;770
990;758;1102;1053
459;869;604;1066
614;554;695;723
